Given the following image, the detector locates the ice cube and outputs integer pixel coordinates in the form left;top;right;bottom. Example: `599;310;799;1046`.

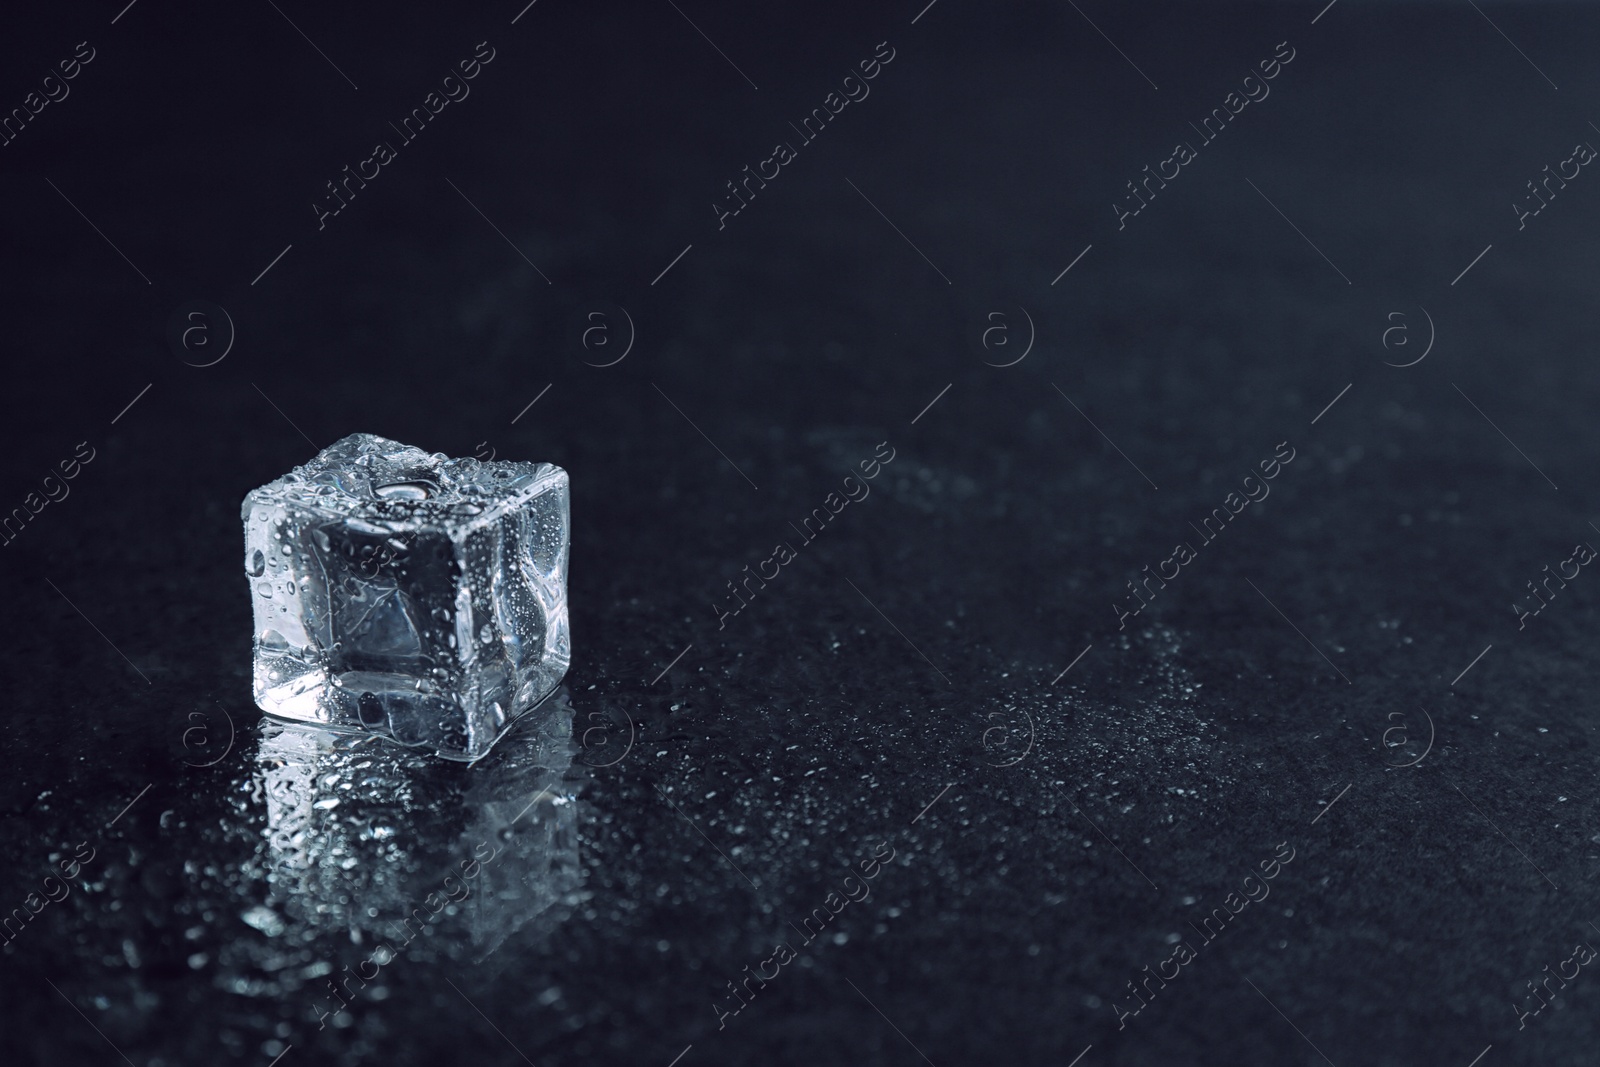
242;433;570;761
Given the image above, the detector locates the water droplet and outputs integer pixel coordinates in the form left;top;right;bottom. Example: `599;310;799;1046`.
256;582;274;597
357;692;385;726
241;905;286;937
375;482;433;501
479;625;494;644
247;550;266;577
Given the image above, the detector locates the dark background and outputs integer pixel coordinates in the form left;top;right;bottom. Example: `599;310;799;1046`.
1;0;1598;1064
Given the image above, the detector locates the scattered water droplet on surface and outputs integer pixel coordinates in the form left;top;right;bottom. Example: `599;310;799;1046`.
241;905;286;937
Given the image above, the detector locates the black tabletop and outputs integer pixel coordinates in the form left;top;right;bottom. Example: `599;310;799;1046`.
2;1;1598;1064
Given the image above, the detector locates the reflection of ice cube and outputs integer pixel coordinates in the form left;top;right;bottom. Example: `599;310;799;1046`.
255;715;463;932
250;690;581;961
453;708;583;960
243;433;570;760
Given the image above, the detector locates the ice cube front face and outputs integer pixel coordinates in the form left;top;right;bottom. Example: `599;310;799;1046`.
243;433;570;761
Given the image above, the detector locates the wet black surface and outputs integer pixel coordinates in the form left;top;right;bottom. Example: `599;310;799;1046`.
2;1;1600;1064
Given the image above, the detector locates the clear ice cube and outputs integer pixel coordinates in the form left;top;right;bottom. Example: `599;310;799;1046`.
242;433;570;761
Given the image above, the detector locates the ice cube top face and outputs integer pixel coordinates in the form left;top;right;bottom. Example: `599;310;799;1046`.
243;433;570;761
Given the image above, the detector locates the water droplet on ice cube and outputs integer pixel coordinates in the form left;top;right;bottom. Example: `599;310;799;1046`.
357;692;385;725
374;481;434;501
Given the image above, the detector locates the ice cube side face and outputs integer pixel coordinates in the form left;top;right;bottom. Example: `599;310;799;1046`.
243;434;570;761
